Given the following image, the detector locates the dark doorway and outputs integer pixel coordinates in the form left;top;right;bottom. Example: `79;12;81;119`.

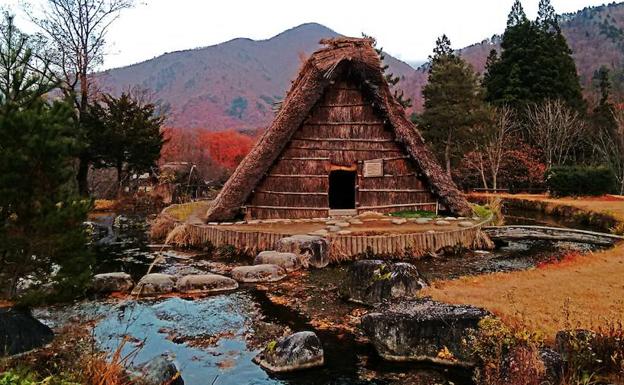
328;170;356;209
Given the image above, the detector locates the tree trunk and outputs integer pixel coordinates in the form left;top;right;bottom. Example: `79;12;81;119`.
444;131;452;177
77;155;90;196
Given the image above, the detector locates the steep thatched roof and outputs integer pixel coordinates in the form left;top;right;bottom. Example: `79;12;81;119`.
206;37;472;221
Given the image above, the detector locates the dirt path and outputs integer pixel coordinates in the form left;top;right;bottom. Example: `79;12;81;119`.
422;194;624;340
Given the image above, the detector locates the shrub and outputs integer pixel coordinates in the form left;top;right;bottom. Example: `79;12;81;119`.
546;166;617;197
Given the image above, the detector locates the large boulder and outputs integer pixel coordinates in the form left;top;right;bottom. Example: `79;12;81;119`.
361;299;489;365
341;260;427;306
231;265;286;283
276;235;329;268
254;251;301;272
176;274;238;294
134;354;184;385
92;272;134;294
0;308;54;356
131;273;176;296
254;331;324;373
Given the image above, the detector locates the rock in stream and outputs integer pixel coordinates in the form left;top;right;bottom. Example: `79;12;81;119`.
361;298;489;365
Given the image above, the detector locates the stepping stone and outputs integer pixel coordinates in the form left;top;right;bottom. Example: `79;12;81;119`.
444;217;457;221
254;331;324;373
231;264;286;283
348;219;363;225
254;251;301;272
426;230;436;234
413;218;431;224
277;234;330;269
247;220;261;224
391;218;407;225
327;226;341;232
361;299;489;365
132;273;176;296
176;274;238;294
208;222;219;226
335;222;351;228
458;221;474;227
219;222;233;226
325;220;338;225
234;221;246;225
435;220;451;226
337;230;352;235
92;272;135;294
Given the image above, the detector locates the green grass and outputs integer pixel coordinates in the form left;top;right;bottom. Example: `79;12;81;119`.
388;210;436;218
472;204;493;219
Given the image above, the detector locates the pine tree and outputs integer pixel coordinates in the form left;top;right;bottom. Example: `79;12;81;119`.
87;92;165;184
591;66;617;136
484;0;585;112
0;13;92;300
536;0;559;31
507;0;529;27
420;35;487;176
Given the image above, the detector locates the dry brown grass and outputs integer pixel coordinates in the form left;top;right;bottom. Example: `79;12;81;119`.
82;337;138;385
424;194;624;341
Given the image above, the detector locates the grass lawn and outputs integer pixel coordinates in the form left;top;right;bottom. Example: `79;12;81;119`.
163;200;212;222
422;193;624;340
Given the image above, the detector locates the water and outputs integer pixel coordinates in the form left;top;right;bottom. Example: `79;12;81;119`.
36;208;607;385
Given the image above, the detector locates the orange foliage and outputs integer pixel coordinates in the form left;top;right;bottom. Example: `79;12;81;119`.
197;130;254;169
160;127;256;181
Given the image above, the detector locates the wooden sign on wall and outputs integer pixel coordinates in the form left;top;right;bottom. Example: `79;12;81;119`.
363;159;383;177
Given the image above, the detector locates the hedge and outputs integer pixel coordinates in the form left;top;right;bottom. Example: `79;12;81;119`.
546;166;617;197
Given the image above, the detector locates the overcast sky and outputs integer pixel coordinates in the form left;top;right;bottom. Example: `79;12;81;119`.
0;0;612;70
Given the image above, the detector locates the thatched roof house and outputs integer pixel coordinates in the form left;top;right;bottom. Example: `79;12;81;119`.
206;37;472;221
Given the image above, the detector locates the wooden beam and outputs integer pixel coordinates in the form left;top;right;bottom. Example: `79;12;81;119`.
289;147;401;153
304;121;384;126
318;103;369;108
280;157;330;161
255;190;328;196
267;174;328;178
357;173;417;178
358;202;437;210
291;138;394;143
246;205;328;211
357;156;409;163
358;188;428;193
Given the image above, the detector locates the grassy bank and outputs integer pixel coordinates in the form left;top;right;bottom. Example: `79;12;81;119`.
422;193;624;340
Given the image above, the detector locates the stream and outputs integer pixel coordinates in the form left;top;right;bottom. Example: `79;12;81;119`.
34;208;608;385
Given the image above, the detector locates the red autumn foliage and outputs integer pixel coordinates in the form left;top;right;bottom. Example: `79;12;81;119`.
196;130;254;170
455;143;546;192
160;127;256;182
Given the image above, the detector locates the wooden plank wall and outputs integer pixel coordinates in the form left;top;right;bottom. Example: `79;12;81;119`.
246;78;437;219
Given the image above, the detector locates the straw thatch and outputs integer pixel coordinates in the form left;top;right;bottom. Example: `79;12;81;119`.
206;37;472;221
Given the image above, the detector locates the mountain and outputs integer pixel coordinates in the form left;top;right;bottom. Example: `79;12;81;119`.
404;2;624;110
97;23;415;131
99;3;624;130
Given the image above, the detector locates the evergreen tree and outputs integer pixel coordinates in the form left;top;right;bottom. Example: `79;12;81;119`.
0;13;92;300
420;35;486;175
87;92;165;184
484;0;585;112
591;66;617;136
